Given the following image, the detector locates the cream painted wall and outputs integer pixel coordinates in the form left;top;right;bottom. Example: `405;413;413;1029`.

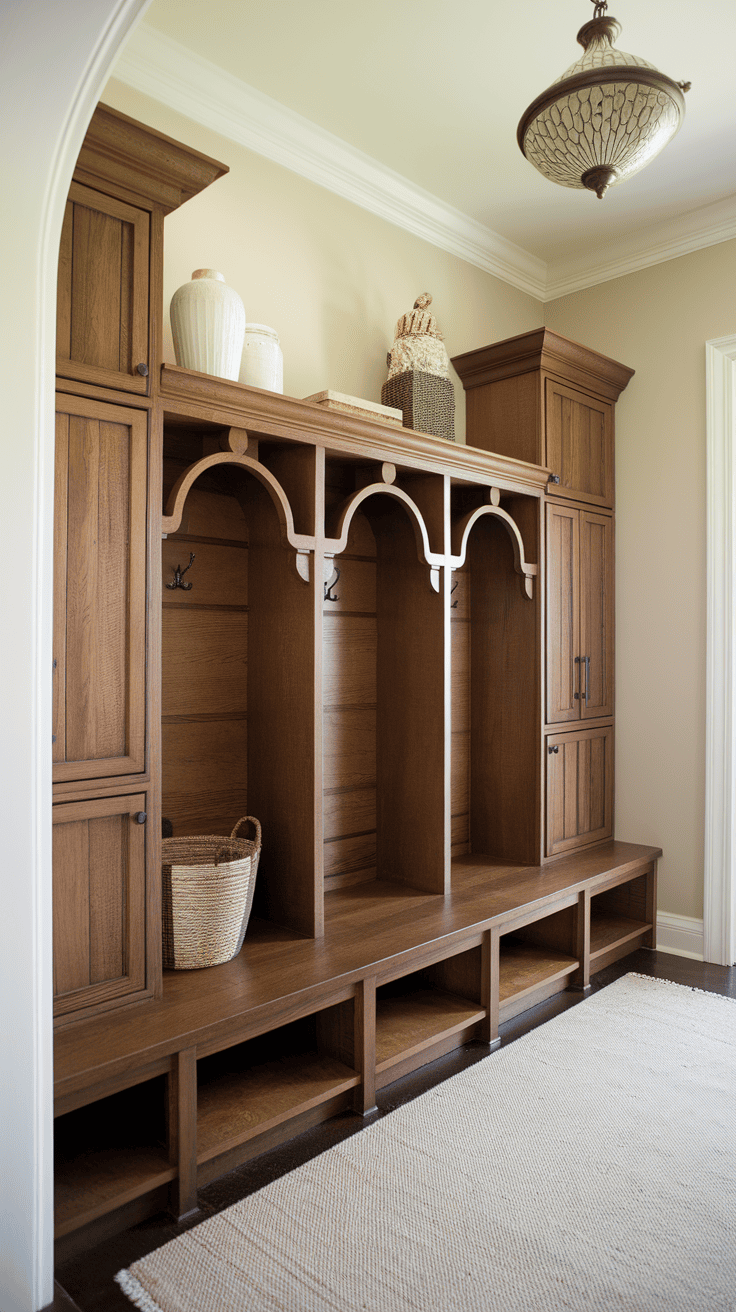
546;239;736;922
103;79;544;441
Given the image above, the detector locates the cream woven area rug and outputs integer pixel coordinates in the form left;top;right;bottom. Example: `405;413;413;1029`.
117;974;736;1312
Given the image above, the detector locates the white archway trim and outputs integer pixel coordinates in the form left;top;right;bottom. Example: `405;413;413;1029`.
0;4;151;1308
704;334;736;966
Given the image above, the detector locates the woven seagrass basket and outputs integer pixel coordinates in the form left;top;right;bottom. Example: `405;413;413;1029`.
161;816;261;970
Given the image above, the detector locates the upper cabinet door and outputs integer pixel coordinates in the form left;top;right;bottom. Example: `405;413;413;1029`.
546;503;581;725
545;379;614;508
56;182;150;394
54;394;147;782
579;511;614;720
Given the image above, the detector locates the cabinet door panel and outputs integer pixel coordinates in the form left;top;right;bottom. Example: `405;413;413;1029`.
546;727;613;857
53;794;147;1020
53;395;147;782
545;379;613;508
580;512;614;720
546;504;580;724
56;182;149;394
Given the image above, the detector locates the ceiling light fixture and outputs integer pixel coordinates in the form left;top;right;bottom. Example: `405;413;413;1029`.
517;0;690;199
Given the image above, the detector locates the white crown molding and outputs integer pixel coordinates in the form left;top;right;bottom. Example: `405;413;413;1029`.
111;24;547;300
546;197;736;301
656;912;704;961
112;23;736;303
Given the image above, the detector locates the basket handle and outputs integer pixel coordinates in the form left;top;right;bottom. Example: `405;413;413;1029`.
230;815;262;849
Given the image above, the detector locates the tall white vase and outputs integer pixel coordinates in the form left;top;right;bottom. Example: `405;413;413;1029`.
239;324;284;393
170;269;245;381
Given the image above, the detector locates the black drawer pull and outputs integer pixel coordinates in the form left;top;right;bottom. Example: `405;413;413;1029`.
135;811;147;824
136;362;149;376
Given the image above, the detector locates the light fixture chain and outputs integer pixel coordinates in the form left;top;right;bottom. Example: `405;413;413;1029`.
592;0;608;16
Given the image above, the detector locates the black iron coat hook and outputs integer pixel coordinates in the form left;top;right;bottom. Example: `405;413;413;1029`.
167;552;195;590
324;567;340;603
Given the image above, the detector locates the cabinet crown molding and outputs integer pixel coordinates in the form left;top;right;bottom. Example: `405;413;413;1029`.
74;104;229;214
452;327;635;402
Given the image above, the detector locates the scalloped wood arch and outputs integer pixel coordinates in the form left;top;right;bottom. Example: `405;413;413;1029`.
161;451;315;551
326;482;442;566
451;504;538;599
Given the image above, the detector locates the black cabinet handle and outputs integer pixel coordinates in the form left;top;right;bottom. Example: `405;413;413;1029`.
574;655;581;700
548;744;559;754
548;473;560;485
136;362;149;376
135;811;147;824
583;655;590;705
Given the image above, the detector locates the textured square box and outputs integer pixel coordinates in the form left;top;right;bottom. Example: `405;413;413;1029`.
381;370;455;442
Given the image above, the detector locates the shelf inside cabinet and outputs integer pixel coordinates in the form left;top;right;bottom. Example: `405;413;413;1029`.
590;909;652;961
499;939;579;1004
376;988;485;1074
54;1077;172;1237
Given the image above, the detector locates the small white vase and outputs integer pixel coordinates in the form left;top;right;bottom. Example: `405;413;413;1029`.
170;269;245;381
239;323;284;393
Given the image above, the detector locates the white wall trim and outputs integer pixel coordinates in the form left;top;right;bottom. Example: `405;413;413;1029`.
704;335;736;967
656;912;704;961
111;25;547;300
1;5;152;1308
112;23;736;304
545;198;736;301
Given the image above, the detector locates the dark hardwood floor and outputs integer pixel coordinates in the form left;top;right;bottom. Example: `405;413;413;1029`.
55;948;736;1312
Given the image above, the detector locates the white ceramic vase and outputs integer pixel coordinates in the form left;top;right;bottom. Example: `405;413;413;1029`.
239;323;284;393
170;269;245;381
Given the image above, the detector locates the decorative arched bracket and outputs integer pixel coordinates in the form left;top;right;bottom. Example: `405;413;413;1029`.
325;481;443;568
451;490;538;600
161;450;315;556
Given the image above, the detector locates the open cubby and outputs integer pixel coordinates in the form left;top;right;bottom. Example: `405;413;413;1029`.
499;905;579;1020
590;873;654;966
162;424;320;937
324;464;446;895
376;948;485;1086
450;489;542;866
54;1076;171;1237
196;1010;359;1174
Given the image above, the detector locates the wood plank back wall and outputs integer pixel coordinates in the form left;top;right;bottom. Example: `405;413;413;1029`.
162;458;249;838
322;493;378;892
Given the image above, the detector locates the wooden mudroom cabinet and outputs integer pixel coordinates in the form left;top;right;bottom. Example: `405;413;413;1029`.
52;108;659;1258
453;328;631;859
52;107;227;1024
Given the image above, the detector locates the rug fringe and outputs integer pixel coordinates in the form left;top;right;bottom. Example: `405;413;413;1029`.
115;1268;165;1312
626;971;736;1003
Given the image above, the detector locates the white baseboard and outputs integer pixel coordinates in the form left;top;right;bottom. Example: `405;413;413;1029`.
656;912;704;960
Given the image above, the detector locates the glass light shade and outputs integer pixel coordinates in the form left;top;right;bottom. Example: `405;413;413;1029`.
517;13;688;198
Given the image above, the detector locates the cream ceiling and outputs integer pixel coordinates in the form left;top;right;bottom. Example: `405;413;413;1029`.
115;0;736;299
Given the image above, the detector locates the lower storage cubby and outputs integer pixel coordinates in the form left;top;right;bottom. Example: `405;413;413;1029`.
499;906;579;1021
54;1077;172;1237
196;1012;360;1180
590;871;654;968
375;949;485;1088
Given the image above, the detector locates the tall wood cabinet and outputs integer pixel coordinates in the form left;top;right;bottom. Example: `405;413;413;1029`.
52;112;658;1255
52;107;227;1025
453;328;633;861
